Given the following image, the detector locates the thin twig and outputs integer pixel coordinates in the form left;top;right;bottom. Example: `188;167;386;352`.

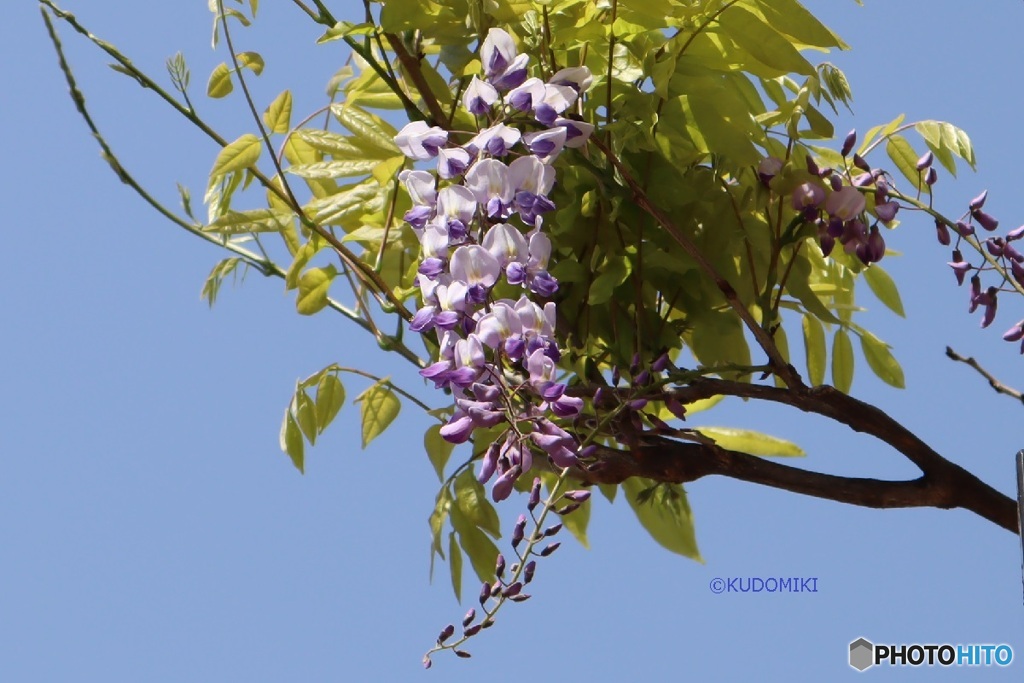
946;346;1024;405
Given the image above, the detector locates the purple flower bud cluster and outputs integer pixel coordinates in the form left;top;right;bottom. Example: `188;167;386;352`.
933;189;1024;348
770;140;889;266
425;477;591;663
394;28;596;502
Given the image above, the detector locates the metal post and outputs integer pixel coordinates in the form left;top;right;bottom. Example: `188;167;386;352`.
1017;450;1024;605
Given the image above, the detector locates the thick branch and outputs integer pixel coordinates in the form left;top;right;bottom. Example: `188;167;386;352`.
580;435;1016;532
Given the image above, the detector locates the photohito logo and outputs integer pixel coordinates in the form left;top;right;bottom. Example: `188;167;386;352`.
849;637;1013;671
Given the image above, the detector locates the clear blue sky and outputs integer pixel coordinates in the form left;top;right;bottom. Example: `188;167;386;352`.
2;1;1022;680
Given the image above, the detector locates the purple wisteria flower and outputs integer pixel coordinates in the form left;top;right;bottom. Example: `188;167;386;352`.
394;27;595;502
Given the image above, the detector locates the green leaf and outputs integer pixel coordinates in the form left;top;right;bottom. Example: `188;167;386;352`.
295;389;318;445
296;129;395;160
454;469;501;538
204;207;294;234
236;51;264;76
831;327;854;393
448;531;463;603
801;313;826;386
287;159;381;179
623;478;701;561
695;426;805;457
314;374;345;433
296;265;337;315
424;425;454;483
885;134;927;193
210;133;261;178
263;90;292;134
863;265;905;317
279;410;304;473
206;62;232;97
858;330;905;388
588;254;631;304
355;380;401;449
305;181;383;227
719;6;814;76
331;104;401;156
449;506;500;585
200;257;242;308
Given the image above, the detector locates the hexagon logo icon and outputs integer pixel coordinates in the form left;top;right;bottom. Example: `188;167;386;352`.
849;637;874;671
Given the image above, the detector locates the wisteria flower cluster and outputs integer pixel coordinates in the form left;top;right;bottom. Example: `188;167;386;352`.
765;128;1024;353
935;189;1024;350
762;130;893;267
393;27;594;500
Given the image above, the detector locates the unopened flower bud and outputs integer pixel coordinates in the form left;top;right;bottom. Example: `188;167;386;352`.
423;656;432;670
916;151;933;171
806;155;820;175
463;623;482;637
665;397;687;420
652;352;671;373
954;220;975;237
495;554;506;578
829;175;843;192
528;477;542;511
540;542;561;557
635;370;650;385
563;489;592;503
454;650;472;659
852;153;871;173
982;288;998;328
512;514;527;548
1002;321;1024;343
935;219;950;246
543;523;562;537
556;502;581;515
438;624;455;644
579;444;598;458
481;617;495;629
628;398;648;410
463;609;476;627
973;210;999;232
841;129;857;157
925;167;938;186
524;560;537;583
1007;225;1024;241
479;581;491;605
509;594;531;602
970;190;988;211
503;582;523;597
490;580;503;597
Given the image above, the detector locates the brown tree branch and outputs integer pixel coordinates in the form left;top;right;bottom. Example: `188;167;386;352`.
383;33;450;128
946;346;1024;405
579;376;1017;532
580;435;1016;532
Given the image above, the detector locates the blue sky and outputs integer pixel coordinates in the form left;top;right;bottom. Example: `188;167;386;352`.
3;1;1022;680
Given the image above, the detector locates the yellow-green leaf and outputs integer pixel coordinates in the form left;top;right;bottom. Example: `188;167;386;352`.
263;90;292;134
287;159;381;179
863;265;905;317
425;424;454;483
448;531;463;603
355;380;401;449
331;103;400;155
623;478;701;561
832;328;854;393
696;427;805;457
206;62;232;97
859;331;905;388
210;133;261;178
314;374;345;432
296;265;337;315
802;313;826;386
279;410;304;473
236;51;264;76
295;389;317;445
449;506;500;584
886;134;927;193
454;469;500;538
